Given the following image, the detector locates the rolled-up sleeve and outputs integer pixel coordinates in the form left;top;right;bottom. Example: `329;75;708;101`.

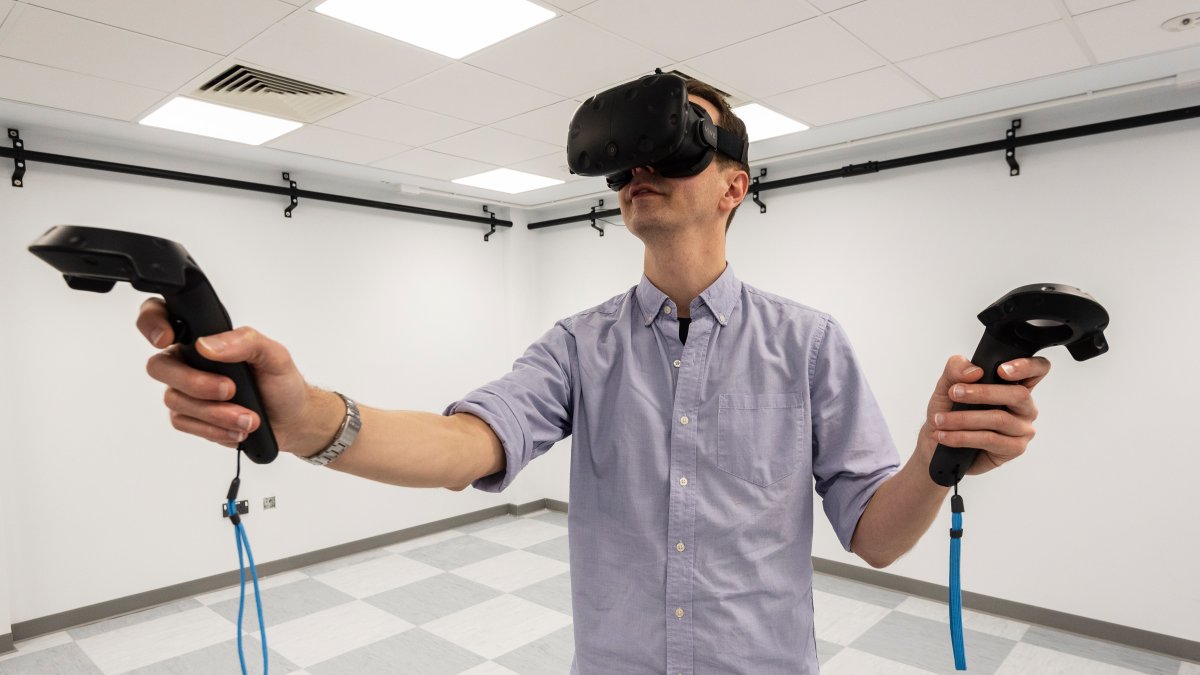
810;315;901;551
442;320;574;492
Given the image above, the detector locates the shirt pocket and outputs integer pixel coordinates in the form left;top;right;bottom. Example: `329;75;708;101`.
717;392;804;487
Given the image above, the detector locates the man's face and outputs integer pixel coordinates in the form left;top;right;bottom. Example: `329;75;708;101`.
617;95;743;241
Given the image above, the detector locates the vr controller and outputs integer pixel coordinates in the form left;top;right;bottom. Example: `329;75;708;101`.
567;71;749;191
29;225;279;464
929;283;1109;487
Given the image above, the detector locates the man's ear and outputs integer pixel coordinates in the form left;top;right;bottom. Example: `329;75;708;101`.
722;167;750;211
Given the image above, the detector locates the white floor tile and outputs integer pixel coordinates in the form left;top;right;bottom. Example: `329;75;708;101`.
812;590;891;646
421;594;572;660
264;600;412;668
458;661;522;674
385;530;465;554
470;518;567;549
74;607;232;674
312;553;443;599
821;647;938;674
0;631;72;662
451;550;569;593
195;570;310;605
996;643;1146;675
894;596;1030;641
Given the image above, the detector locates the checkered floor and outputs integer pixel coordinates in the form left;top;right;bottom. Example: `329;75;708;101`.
1;508;1195;674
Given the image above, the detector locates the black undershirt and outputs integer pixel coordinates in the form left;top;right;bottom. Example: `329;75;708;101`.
679;317;691;345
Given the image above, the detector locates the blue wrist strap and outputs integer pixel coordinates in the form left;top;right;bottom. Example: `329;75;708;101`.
949;489;966;670
227;449;268;675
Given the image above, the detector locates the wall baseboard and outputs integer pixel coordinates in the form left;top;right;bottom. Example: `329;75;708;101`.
7;497;1195;665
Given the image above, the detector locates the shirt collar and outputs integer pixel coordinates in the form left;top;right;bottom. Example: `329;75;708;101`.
636;262;741;327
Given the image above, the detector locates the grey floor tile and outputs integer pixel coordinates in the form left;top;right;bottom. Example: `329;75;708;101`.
307;628;486;675
494;624;575;675
816;638;843;665
299;547;395;577
402;534;515;571
530;511;568;528
454;515;524;534
1021;625;1182;674
209;578;354;629
512;572;573;617
123;636;299;675
812;572;908;609
0;643;103;674
68;598;204;640
851;609;1016;675
524;534;570;564
364;573;503;626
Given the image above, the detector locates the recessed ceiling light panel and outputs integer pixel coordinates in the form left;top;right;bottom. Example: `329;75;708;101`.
453;168;563;193
731;103;810;142
139;97;302;145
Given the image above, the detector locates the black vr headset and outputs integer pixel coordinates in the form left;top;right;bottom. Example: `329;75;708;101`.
566;71;750;191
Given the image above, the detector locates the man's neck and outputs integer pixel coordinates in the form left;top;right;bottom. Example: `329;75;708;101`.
643;239;726;319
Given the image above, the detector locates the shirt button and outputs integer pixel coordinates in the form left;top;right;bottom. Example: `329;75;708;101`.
679;477;688;486
679;415;689;425
676;541;685;552
675;608;685;619
673;359;681;368
664;306;672;314
719;314;727;323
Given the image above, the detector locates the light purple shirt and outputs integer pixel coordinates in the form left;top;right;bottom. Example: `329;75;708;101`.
444;262;901;674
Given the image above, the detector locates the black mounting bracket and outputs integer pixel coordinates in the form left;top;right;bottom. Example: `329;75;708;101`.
1006;119;1022;177
590;199;605;237
283;172;299;217
750;168;767;213
10;128;25;188
483;205;497;242
841;160;879;177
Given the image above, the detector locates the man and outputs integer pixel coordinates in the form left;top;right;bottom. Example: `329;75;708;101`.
137;78;1049;673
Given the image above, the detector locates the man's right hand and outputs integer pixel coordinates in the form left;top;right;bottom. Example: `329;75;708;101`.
137;297;327;455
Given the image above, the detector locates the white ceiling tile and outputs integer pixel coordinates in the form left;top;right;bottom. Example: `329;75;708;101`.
830;0;1061;62
427;127;563;165
686;17;885;99
279;0;306;4
371;148;496;181
0;1;13;24
899;22;1090;98
237;11;452;96
765;67;933;126
266;124;410;164
22;0;295;54
1063;0;1132;14
540;0;597;11
492;99;581;146
382;64;561;126
809;0;864;11
1074;0;1200;62
0;56;165;120
318;98;477;146
574;0;817;61
509;151;586;183
465;14;668;97
0;5;219;92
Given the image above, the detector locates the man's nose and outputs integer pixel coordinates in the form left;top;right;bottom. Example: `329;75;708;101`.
631;165;657;176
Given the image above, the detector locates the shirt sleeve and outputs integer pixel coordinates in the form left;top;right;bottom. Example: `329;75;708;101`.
442;320;574;493
810;315;902;551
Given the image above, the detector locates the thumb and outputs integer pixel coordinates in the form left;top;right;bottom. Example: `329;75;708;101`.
931;355;985;412
196;327;292;375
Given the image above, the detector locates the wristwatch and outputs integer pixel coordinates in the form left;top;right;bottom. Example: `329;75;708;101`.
302;392;361;466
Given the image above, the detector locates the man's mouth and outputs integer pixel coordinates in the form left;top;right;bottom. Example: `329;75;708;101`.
630;185;662;199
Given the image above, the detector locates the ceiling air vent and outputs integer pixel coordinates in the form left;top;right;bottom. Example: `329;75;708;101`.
191;65;358;123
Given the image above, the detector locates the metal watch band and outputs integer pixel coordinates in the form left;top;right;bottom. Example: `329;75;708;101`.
303;392;361;466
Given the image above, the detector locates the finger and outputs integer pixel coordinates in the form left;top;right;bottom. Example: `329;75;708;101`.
137;297;173;348
997;356;1053;388
195;326;294;375
146;345;236;401
169;410;248;445
931;355;986;405
164;387;258;435
949;381;1037;418
934;428;1028;463
933;408;1035;438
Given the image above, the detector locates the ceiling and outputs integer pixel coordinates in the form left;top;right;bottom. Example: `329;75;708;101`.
0;0;1198;215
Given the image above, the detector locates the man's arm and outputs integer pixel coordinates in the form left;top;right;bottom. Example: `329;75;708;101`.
849;436;946;568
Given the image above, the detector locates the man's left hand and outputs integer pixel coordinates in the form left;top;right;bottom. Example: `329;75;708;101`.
920;355;1052;478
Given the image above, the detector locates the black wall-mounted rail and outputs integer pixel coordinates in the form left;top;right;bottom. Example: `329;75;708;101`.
527;103;1200;230
1;132;513;237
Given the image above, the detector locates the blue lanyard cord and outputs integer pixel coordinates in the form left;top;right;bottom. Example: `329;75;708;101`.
227;450;268;675
949;490;966;671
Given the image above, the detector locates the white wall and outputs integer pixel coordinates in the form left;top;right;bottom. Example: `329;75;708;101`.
529;109;1200;643
0;138;563;625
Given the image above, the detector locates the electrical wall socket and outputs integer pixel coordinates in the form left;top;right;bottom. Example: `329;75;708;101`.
263;496;276;510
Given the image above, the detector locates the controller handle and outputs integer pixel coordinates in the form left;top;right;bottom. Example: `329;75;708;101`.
28;225;279;464
929;283;1109;487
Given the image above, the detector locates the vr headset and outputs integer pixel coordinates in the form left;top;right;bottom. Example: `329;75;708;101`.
566;71;749;191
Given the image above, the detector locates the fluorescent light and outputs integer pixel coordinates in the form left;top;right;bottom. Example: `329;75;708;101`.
315;0;556;59
732;103;809;142
453;168;563;194
140;97;301;145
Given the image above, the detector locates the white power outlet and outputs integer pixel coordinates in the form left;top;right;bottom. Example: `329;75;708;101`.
263;496;276;510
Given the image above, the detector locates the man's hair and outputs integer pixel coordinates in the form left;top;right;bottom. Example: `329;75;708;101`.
685;79;750;234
